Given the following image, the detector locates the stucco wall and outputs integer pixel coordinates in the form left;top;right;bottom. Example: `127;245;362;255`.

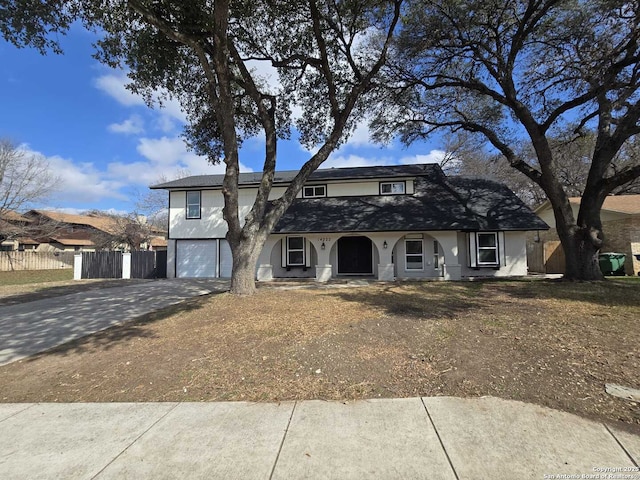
168;180;416;239
459;231;528;277
270;239;316;278
393;234;442;279
168;187;287;239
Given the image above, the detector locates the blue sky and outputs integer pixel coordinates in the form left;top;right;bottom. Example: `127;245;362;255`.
0;27;443;215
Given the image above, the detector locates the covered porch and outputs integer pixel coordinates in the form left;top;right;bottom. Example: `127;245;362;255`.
256;232;462;282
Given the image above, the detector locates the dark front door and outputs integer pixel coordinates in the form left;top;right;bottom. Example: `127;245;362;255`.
338;236;373;274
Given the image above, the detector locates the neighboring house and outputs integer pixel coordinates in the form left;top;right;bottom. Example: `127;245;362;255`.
149;236;168;251
152;163;548;281
0;212;39;251
530;195;640;276
23;211;166;252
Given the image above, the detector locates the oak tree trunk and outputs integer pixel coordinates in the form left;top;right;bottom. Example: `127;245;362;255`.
562;227;604;281
228;231;266;295
552;193;605;281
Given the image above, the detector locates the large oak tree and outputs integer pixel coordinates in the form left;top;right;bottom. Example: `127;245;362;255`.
373;0;640;280
2;0;402;293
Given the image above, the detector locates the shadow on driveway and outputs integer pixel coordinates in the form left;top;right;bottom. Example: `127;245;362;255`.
0;279;229;366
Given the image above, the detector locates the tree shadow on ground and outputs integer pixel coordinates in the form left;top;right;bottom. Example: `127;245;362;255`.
325;281;485;320
22;295;210;361
0;279;150;306
488;277;640;308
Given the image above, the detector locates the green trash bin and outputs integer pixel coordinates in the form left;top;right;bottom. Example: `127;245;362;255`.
599;252;626;276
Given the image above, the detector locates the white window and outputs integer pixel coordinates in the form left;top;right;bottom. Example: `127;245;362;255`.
302;185;326;198
476;232;499;266
433;240;439;269
186;191;201;219
405;239;424;270
287;236;305;266
380;181;405;195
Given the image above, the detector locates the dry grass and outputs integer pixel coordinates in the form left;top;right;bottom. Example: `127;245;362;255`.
1;278;639;432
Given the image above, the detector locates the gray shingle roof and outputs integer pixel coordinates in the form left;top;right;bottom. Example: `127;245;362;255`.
150;164;441;189
272;175;549;233
152;163;548;232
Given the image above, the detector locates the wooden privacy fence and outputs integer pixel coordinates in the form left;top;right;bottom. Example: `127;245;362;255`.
81;251;123;279
78;251;167;280
0;251;75;271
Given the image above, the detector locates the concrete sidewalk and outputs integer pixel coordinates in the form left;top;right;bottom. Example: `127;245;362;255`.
0;397;638;480
0;279;229;366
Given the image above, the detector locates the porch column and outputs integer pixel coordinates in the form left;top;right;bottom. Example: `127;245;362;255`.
369;233;404;281
256;236;279;282
307;236;335;282
432;232;462;280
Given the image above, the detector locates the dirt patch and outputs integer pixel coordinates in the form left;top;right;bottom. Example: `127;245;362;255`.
1;280;638;433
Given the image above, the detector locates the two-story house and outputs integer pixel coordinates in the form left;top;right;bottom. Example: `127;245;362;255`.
152;163;548;281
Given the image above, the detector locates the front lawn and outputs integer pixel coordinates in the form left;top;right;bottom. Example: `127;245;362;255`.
0;269;73;286
1;279;638;432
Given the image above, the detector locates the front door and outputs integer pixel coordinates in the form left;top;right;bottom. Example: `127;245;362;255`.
337;236;373;274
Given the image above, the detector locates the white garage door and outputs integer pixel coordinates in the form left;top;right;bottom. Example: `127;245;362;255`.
176;240;217;278
219;239;233;278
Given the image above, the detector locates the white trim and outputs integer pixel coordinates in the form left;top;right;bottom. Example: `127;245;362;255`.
404;238;424;271
186;191;201;219
476;232;500;267
286;236;306;266
380;181;405;195
302;185;327;198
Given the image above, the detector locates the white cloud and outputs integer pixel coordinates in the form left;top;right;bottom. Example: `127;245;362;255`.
24;149;129;205
344;121;373;148
108;114;145;135
399;150;446;165
155;115;176;133
128;135;252;185
318;149;447;170
94;74;145;107
136;137;190;165
322;154;392;169
94;71;187;127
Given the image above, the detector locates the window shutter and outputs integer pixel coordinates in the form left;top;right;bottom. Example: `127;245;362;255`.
305;238;311;268
468;233;477;268
499;231;506;266
281;239;287;268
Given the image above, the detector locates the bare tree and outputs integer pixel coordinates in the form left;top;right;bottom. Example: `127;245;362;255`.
135;170;191;231
0;139;59;245
85;211;154;251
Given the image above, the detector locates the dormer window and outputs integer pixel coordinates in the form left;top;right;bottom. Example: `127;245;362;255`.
303;185;326;198
380;181;405;195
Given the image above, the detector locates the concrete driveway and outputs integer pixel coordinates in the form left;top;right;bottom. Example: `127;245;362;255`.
0;279;229;366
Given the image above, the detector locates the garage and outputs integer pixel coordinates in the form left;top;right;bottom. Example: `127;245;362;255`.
219;239;233;278
176;240;217;278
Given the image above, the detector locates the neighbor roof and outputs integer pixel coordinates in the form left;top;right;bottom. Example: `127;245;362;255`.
536;195;640;216
571;195;640;215
0;211;33;223
53;238;96;246
150;164;443;189
27;210;120;234
273;175;549;233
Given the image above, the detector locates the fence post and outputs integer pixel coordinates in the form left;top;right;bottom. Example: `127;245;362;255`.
73;254;82;280
122;252;131;279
